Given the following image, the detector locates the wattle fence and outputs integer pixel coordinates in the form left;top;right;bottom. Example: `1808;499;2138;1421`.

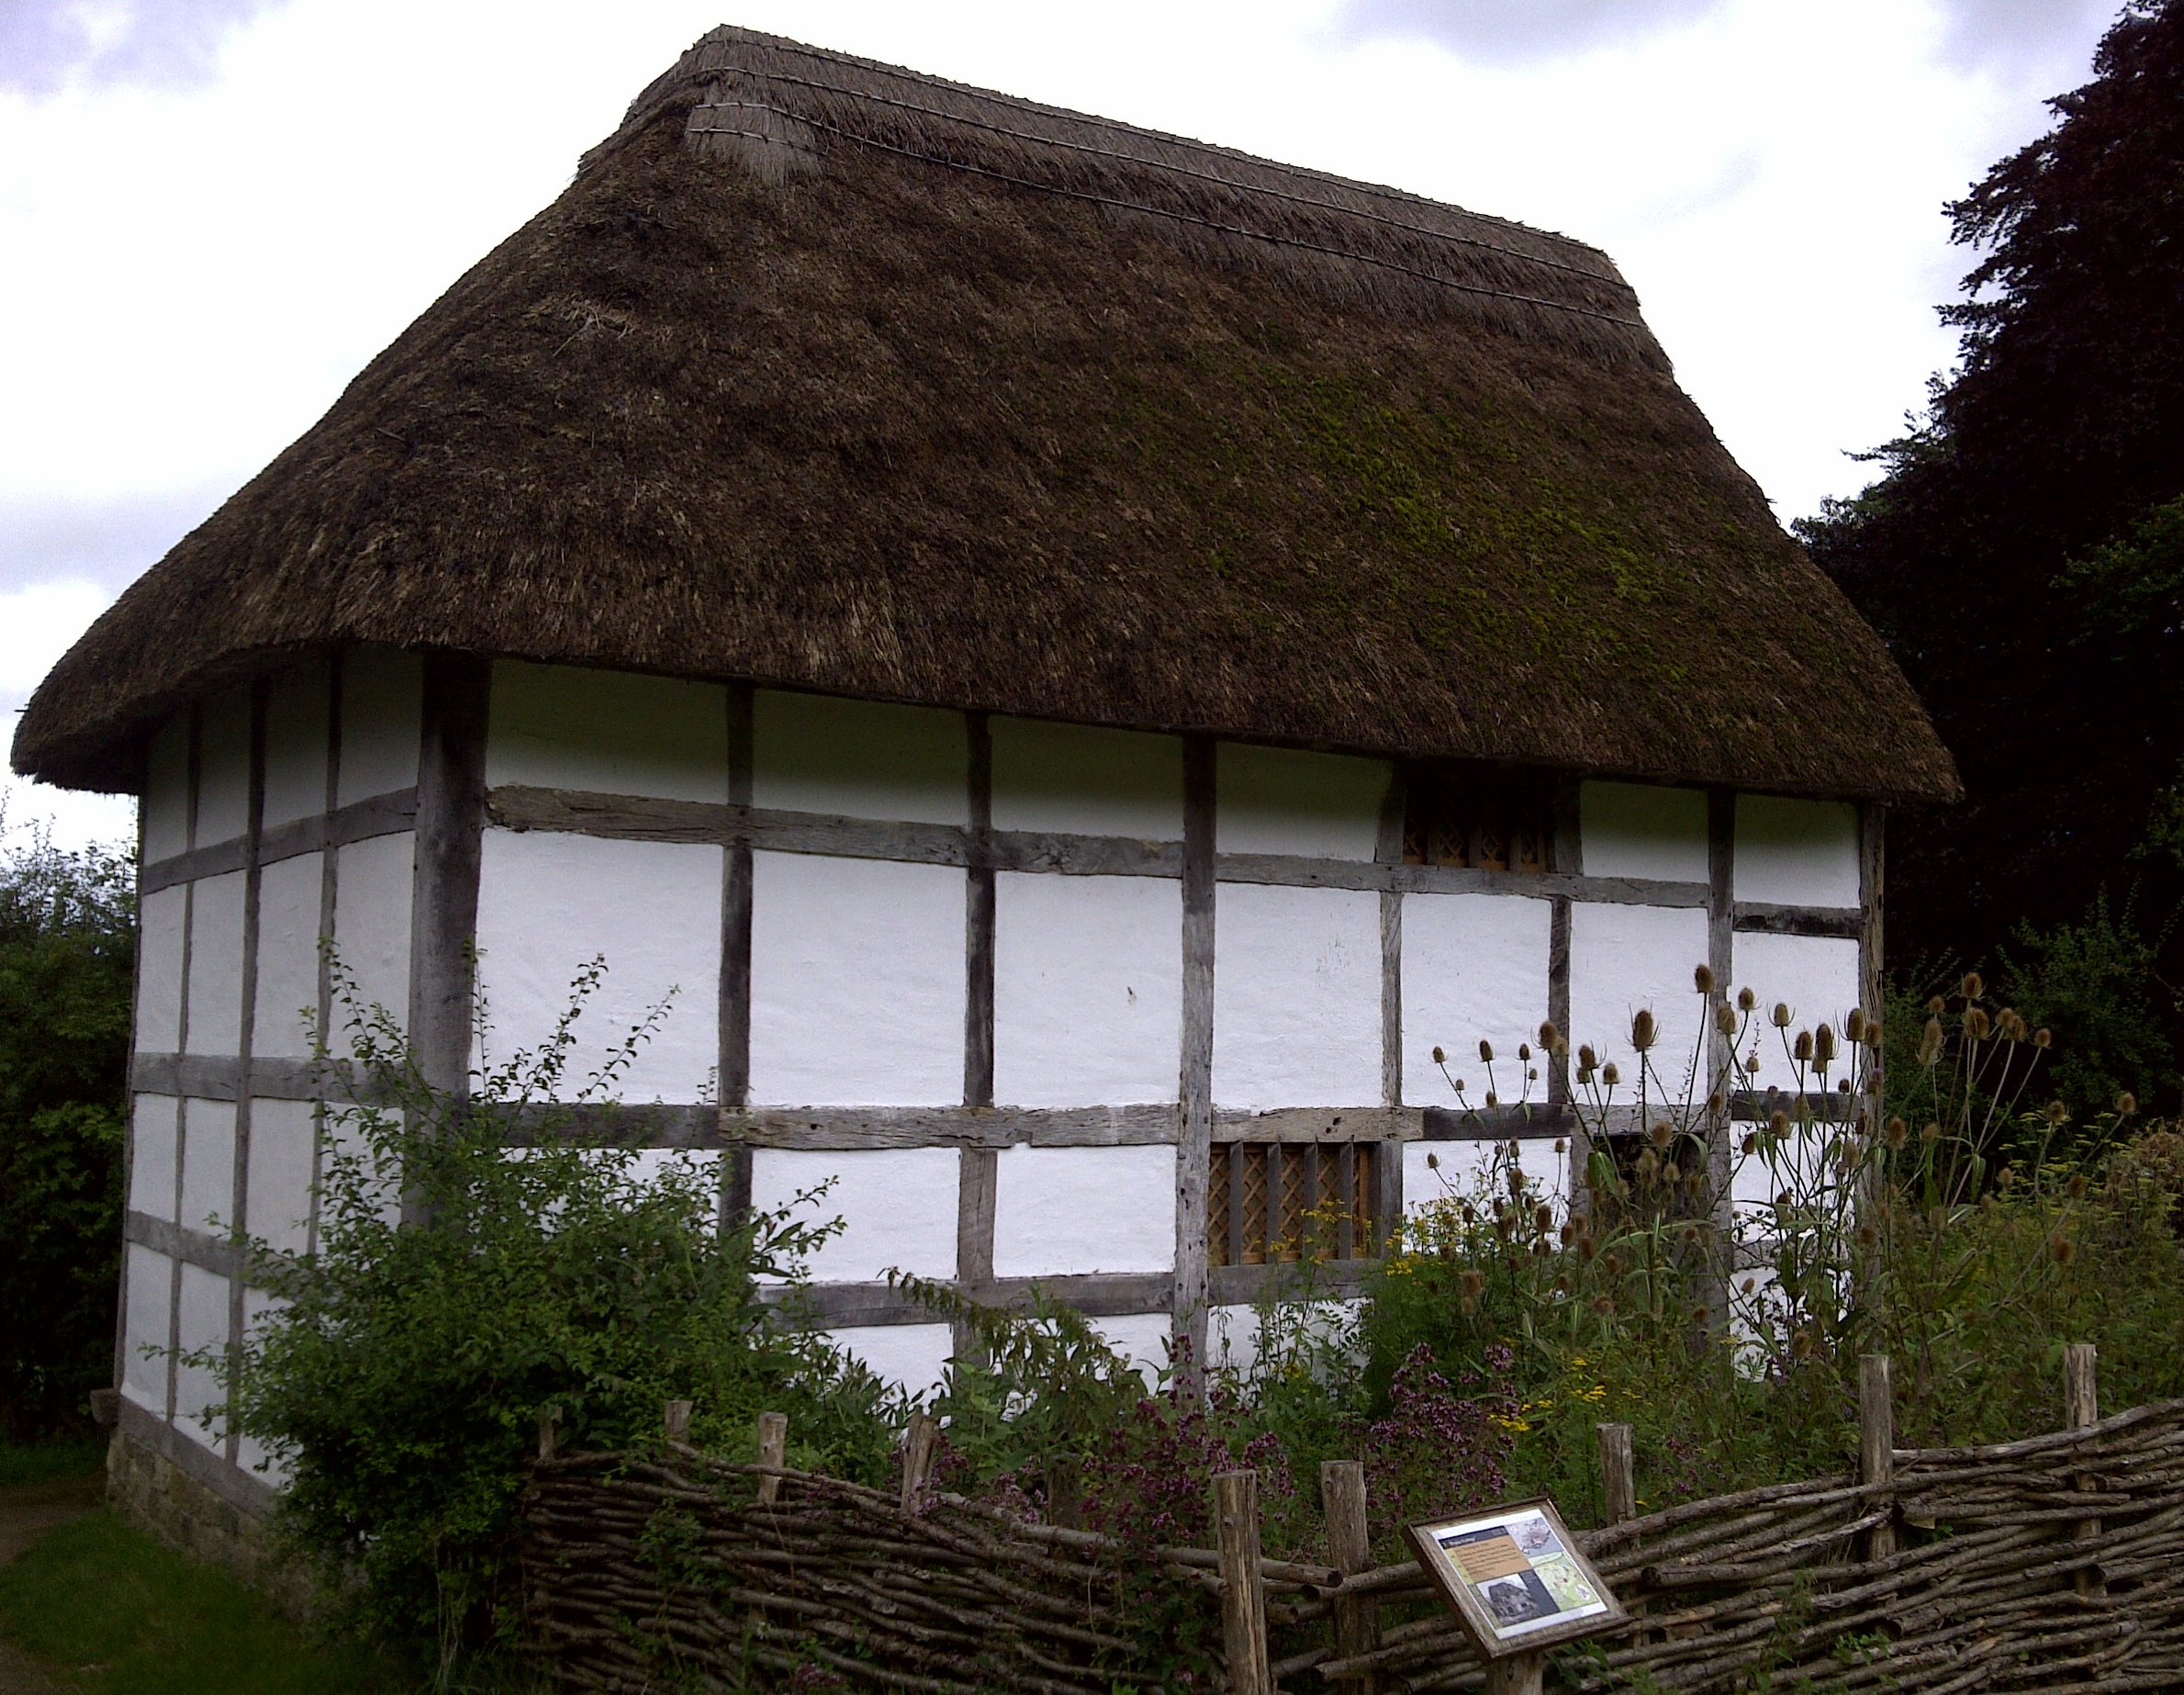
521;1350;2184;1692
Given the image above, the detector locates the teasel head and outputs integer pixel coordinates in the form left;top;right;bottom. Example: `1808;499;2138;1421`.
2046;1099;2069;1127
1773;1002;1793;1029
1552;1273;1572;1295
1631;1009;1657;1053
1663;1162;1682;1185
2034;1027;2053;1049
1425;1151;1439;1170
1964;1006;1991;1041
1791;1330;1815;1361
1928;994;1947;1017
1518;1042;1532;1063
1460;1268;1486;1297
1478;1038;1494;1063
1649;1120;1674;1149
2067;1173;2089;1199
2050;1232;2076;1266
1857;1223;1877;1248
1592;1295;1616;1317
1539;1020;1560;1050
1708;1092;1725;1117
1864;1020;1883;1051
1432;1045;1446;1065
1560;1221;1578;1246
1716;1003;1738;1037
1921;1121;1943;1144
1742;1132;1758;1156
1738;987;1757;1013
2118;1091;2139;1117
1578;1234;1598;1262
1602;1062;1621;1087
1844;1008;1865;1044
1745;1053;1763;1076
1603;1251;1623;1275
1768;1109;1791;1137
1885;1117;1908;1151
1694;963;1716;995
1919;1017;1944;1065
1534;1204;1553;1233
1813;1024;1836;1067
1578;1043;1598;1072
1962;971;1984;1001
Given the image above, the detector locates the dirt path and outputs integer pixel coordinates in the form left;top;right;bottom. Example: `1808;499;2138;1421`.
0;1472;106;1695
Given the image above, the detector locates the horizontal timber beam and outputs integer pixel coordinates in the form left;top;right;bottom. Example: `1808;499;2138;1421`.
758;1272;1175;1328
1732;901;1863;940
140;788;419;894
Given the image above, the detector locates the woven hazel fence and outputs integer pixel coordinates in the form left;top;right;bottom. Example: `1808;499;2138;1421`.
521;1347;2184;1694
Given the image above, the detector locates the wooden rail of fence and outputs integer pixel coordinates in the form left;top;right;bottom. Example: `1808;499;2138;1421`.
521;1346;2184;1693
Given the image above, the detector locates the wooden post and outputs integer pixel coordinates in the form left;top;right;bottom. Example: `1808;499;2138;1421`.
1046;1452;1084;1532
901;1411;939;1512
537;1406;560;1463
1858;1354;1896;1561
1214;1470;1271;1695
1597;1422;1637;1528
2066;1342;2103;1596
663;1399;692;1442
1321;1461;1379;1695
1485;1652;1546;1695
755;1409;788;1505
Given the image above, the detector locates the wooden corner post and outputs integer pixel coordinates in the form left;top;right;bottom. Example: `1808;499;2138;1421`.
1859;1353;1897;1561
1321;1460;1379;1694
1214;1470;1271;1695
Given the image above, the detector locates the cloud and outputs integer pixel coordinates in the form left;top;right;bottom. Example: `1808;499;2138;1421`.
1327;0;1732;64
0;0;296;99
1932;0;2118;73
0;580;111;697
0;481;233;594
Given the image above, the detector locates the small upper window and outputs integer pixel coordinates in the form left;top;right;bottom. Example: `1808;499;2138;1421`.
1402;764;1558;874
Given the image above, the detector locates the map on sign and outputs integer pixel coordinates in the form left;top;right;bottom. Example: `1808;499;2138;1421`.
1404;1501;1620;1653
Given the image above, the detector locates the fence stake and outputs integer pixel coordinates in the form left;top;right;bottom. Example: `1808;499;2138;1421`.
1320;1460;1379;1695
1214;1470;1272;1695
1046;1452;1084;1532
1597;1422;1637;1528
2066;1342;2104;1596
902;1412;939;1512
756;1409;788;1505
1859;1354;1896;1561
537;1406;560;1463
664;1399;692;1442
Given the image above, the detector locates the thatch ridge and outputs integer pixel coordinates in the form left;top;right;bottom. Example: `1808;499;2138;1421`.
14;28;1957;803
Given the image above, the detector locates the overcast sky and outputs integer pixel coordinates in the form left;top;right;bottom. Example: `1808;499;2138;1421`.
0;0;2121;846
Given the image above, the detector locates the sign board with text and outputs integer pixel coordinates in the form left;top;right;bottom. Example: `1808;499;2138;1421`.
1402;1499;1628;1659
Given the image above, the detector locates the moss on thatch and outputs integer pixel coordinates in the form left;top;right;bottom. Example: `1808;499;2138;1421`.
14;28;1956;803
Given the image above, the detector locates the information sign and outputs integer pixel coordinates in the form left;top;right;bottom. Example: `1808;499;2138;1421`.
1402;1499;1628;1659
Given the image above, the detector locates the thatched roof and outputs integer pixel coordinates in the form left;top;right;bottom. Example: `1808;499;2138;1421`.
15;28;1958;803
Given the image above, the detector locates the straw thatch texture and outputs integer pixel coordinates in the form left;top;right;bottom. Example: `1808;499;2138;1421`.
524;1398;2184;1693
15;28;1957;803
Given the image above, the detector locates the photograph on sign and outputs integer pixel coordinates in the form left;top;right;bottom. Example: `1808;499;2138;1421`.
1402;1499;1626;1657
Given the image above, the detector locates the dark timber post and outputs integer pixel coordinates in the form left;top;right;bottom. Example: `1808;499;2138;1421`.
2066;1342;2103;1596
1597;1421;1637;1528
1705;790;1736;1280
1175;737;1216;1381
1859;1353;1897;1562
226;679;270;1464
1321;1460;1379;1694
1214;1470;1271;1695
718;683;756;1230
957;714;999;1354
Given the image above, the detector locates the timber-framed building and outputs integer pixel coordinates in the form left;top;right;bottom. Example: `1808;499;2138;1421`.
16;29;1956;1525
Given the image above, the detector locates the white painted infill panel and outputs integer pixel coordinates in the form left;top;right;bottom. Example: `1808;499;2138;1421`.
196;686;252;847
174;1262;230;1447
1212;883;1381;1109
185;870;245;1055
991;1145;1174;1278
1216;745;1391;861
1400;892;1552;1108
1403;1139;1568;1218
253;851;322;1059
990;719;1183;839
121;1244;172;1414
1569;903;1712;1100
476;830;722;1103
489;662;730;803
1734;797;1861;909
750;853;965;1106
330;832;413;1034
993;873;1181;1107
825;1323;955;1401
129;1094;181;1223
1729;931;1864;1093
750;1148;959;1283
754;691;967;825
136;884;186;1053
246;1097;318;1255
337;647;423;806
179;1098;237;1237
237;1288;292;1483
263;661;331;828
1091;1313;1172;1387
142;714;190;863
1580;782;1709;883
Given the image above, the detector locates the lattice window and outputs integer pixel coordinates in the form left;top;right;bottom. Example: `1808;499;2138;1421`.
1401;764;1558;874
1208;1141;1380;1265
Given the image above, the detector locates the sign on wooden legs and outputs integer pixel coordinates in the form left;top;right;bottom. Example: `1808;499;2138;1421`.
1403;1497;1627;1692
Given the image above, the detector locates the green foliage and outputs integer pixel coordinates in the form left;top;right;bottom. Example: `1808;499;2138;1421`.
0;1431;106;1487
0;821;134;1437
213;960;904;1671
1997;893;2177;1122
0;1508;412;1695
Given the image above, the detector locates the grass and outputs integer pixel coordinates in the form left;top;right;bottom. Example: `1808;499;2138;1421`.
0;1507;408;1695
0;1435;106;1488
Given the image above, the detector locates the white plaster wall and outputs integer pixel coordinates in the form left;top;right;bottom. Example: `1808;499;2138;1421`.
321;1107;403;1228
263;662;331;828
330;832;413;1030
1212;883;1381;1108
1090;1313;1171;1387
1732;1129;1828;1220
991;719;1182;838
237;1289;291;1483
136;885;186;1053
1216;746;1390;861
754;691;966;825
337;647;423;805
142;715;191;863
184;870;245;1055
489;661;729;803
826;1323;955;1401
129;1094;181;1222
1400;892;1551;1108
1207;1300;1360;1380
1569;903;1712;1098
252;851;322;1059
749;1148;959;1283
1403;1139;1568;1219
179;1099;236;1235
174;1262;229;1445
991;1145;1173;1278
121;1244;171;1413
749;853;965;1106
1730;932;1864;1092
246;1097;318;1255
476;830;722;1102
1581;783;1708;882
196;686;253;847
993;874;1180;1106
1734;797;1861;909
